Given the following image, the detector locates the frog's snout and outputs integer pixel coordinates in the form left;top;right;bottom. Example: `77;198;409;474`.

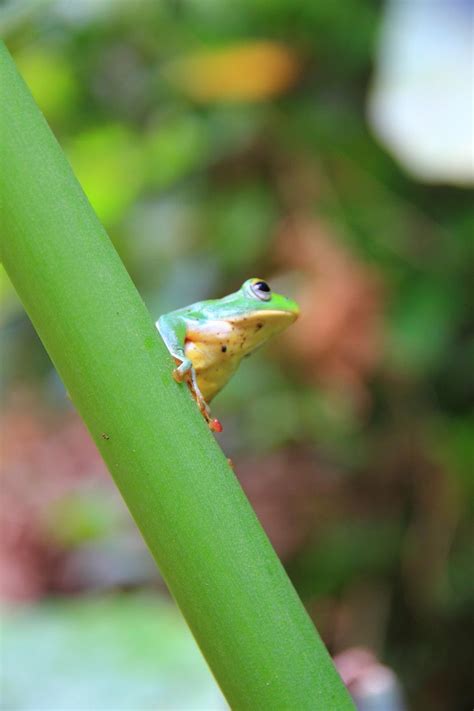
285;298;300;320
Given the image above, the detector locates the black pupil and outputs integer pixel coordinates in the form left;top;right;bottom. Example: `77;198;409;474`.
255;281;270;292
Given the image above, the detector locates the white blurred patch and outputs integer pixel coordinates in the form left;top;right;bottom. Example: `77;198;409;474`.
368;0;474;185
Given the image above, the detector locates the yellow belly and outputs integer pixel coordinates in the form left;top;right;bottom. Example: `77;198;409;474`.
183;310;295;402
184;338;242;401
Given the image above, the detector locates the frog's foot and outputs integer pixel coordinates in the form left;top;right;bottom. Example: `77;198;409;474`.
189;384;223;432
188;369;223;433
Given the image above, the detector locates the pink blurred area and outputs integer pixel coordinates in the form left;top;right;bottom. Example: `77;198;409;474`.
1;391;109;600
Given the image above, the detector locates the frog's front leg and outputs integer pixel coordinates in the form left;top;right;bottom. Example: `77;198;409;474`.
157;313;192;381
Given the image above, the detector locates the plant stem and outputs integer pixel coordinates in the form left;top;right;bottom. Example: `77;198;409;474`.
0;42;354;711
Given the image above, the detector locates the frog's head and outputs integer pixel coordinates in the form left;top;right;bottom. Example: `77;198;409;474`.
239;278;300;319
217;278;299;351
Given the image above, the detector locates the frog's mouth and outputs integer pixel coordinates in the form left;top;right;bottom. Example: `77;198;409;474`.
227;309;298;330
224;309;298;352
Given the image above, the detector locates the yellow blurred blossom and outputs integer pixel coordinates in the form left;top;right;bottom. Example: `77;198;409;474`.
166;41;300;103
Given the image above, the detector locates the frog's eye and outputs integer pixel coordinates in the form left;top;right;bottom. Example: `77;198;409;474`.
250;280;272;301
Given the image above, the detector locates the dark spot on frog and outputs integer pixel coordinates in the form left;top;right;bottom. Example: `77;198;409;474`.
256;322;263;330
101;432;110;440
221;345;227;353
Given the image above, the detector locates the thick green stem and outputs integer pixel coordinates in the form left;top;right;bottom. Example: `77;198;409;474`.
0;42;354;710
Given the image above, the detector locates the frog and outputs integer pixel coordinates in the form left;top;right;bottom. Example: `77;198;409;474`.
156;278;299;432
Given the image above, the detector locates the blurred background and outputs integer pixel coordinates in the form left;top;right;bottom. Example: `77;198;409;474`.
1;1;473;709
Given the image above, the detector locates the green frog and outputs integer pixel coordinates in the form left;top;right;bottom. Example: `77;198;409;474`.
157;278;299;430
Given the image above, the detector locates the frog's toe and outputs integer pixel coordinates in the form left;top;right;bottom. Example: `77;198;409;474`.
210;418;223;433
173;359;193;382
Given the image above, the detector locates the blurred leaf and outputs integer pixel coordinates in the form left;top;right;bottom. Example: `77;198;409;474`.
206;183;277;271
430;416;474;509
66;124;143;226
145;114;209;189
442;534;474;610
289;521;402;598
385;277;460;374
245;0;377;72
15;47;78;123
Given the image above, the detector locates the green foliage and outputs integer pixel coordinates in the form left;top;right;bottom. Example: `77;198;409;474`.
289;521;402;598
